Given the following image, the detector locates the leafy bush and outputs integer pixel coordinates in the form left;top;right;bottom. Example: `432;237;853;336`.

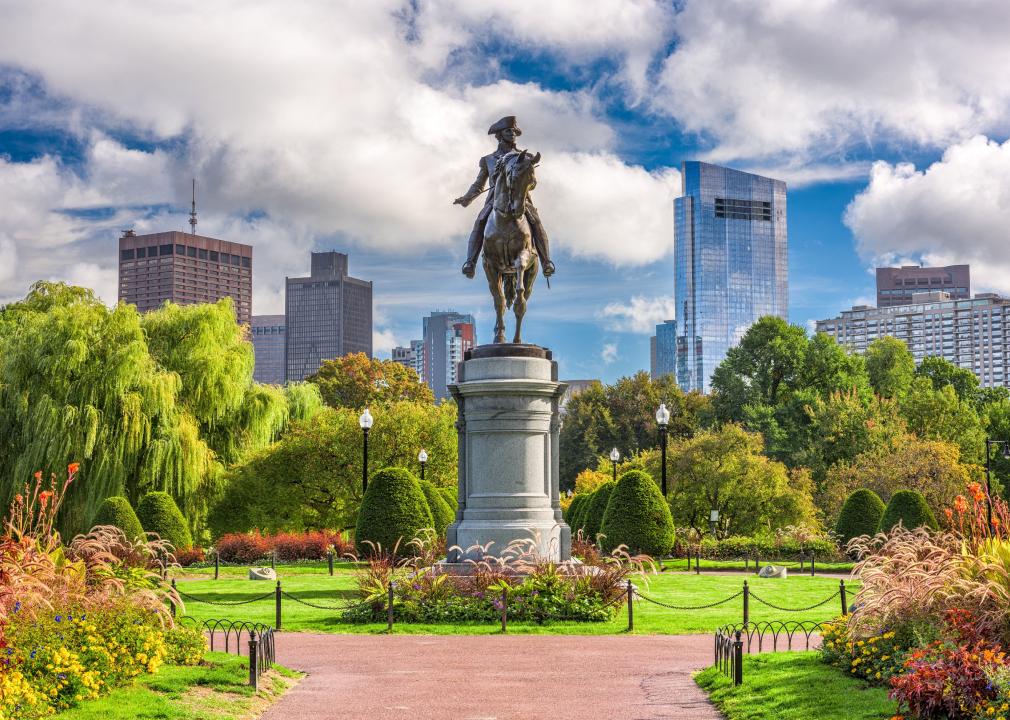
174;546;206;566
583;481;615;542
215;530;270;563
420;480;454;536
136;491;193;550
600;469;674;555
438;486;458;511
692;533;841;560
355;466;433;555
566;494;588;532
213;530;355;563
879;489;938;533
820;616;924;685
834;488;886;545
163;625;208;666
91;496;145;542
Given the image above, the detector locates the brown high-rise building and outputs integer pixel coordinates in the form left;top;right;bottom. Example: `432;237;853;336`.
876;264;970;307
118;230;253;325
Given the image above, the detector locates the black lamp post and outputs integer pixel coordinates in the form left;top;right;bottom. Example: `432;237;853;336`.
418;448;428;483
359;408;373;492
985;438;1010;530
609;447;620;483
656;403;670;497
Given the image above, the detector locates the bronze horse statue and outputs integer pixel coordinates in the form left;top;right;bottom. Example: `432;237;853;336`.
482;149;540;344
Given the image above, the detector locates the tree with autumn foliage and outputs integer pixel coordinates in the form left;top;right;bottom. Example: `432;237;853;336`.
309;352;434;409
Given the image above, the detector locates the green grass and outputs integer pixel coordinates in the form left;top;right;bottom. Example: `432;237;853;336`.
172;563;856;635
55;652;299;719
696;652;897;720
661;558;855;573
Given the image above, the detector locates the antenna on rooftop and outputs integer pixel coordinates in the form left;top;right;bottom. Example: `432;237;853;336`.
189;178;198;235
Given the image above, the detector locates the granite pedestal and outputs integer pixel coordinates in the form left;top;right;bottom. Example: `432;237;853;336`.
445;344;571;562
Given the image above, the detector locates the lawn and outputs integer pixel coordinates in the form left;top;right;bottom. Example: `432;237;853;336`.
695;652;897;720
55;652;300;719
172;563;856;635
662;557;855;574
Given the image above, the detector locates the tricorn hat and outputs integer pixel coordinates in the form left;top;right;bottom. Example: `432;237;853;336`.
488;116;521;136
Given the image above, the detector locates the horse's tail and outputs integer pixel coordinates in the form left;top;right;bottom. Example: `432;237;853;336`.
504;273;517;309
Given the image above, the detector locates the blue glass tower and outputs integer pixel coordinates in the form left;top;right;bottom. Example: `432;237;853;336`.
674;162;787;393
654;319;677;378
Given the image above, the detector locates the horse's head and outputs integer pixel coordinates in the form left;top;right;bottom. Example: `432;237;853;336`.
504;150;540;218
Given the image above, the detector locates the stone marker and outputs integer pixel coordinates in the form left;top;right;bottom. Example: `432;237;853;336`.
758;565;788;579
249;567;277;581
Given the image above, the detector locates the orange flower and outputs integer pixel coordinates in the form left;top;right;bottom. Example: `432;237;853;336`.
994;517;1002;529
39;490;53;507
33;471;41;480
954;495;968;514
15;494;22;504
944;508;954;521
67;462;80;475
967;482;986;502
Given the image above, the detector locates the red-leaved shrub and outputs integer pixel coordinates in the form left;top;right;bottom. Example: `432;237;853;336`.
214;530;357;563
273;531;329;560
215;531;270;563
174;546;206;567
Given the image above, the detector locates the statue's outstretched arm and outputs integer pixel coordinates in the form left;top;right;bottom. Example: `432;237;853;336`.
453;161;489;207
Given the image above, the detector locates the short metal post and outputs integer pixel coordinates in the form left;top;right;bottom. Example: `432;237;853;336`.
733;630;743;686
799;555;804;572
810;552;815;577
754;555;759;574
170;579;176;618
275;581;282;631
328;549;334;576
840;579;847;616
214;550;220;580
500;587;508;633
626;579;634;631
271;550;276;570
387;581;394;632
695;548;700;575
742;580;749;626
248;630;259;690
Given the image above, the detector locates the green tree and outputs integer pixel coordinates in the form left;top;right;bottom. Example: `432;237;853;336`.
355;467;433;555
559;382;614;489
865;337;916;399
667;424;817;535
834;489;886;546
600;469;675;555
136;491;193;550
91;496;145;542
310;352;433;409
899;377;985;464
879;489;939;532
916;356;980;404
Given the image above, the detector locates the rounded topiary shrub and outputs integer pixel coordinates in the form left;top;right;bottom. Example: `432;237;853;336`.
136;491;193;550
835;488;887;545
583;482;615;542
92;496;145;542
438;486;458;511
879;489;939;533
564;494;585;527
420;480;454;536
572;493;593;535
355;467;434;556
600;469;675;555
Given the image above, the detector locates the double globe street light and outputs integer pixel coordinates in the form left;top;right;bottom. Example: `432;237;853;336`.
359;408;373;492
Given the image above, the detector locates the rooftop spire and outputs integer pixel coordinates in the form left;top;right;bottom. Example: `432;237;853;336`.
189;178;197;234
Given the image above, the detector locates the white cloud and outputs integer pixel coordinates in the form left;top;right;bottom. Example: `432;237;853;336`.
373;328;399;357
599;295;677;334
654;0;1010;163
844;135;1010;295
600;342;618;364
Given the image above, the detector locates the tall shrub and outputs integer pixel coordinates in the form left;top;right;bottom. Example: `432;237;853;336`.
136;491;193;550
879;489;939;532
91;496;145;542
355;467;433;555
601;469;675;555
583;482;615;542
420;480;454;536
439;486;458;511
835;488;887;545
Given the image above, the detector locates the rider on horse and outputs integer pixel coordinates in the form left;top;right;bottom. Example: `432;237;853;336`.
454;116;556;280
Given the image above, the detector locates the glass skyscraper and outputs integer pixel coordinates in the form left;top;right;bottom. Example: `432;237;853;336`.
674;162;787;393
653;319;677;379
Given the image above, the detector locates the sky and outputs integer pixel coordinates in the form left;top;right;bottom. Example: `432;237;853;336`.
2;1;1010;382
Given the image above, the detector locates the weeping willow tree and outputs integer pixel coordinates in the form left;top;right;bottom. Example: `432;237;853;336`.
0;283;306;541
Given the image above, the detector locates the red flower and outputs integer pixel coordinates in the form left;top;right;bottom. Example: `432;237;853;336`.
39;490;53;507
67;462;80;475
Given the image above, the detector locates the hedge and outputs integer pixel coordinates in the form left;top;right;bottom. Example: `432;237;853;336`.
690;535;841;561
835;488;887;545
91;496;145;542
439;486;458;511
135;491;192;550
879;489;939;533
583;482;615;542
420;480;454;535
565;494;588;531
355;466;433;555
600;469;674;555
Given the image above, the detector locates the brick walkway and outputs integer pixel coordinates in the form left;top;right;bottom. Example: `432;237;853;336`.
260;633;722;720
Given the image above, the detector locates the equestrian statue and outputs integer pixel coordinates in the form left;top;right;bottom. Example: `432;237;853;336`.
453;116;554;344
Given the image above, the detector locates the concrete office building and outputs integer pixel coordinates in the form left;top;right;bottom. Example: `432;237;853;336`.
652;319;677;379
877;265;970;307
118;230;253;325
285;251;372;382
674;162;788;393
422;311;476;401
816;291;1010;388
251;315;286;385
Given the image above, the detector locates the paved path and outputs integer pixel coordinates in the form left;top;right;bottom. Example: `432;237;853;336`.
260;633;722;720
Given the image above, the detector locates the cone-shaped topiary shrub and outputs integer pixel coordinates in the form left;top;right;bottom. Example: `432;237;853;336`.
420;480;454;536
879;489;939;533
136;491;193;550
564;494;586;528
355;467;434;556
92;496;145;542
600;469;675;555
835;488;887;545
583;482;615;542
438;486;458;511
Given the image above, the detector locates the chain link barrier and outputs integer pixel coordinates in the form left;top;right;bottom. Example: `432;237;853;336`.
634;588;744;611
279;590;373;613
748;589;840;613
176;588;275;606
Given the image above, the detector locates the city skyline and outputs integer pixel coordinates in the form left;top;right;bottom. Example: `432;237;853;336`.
3;3;1010;382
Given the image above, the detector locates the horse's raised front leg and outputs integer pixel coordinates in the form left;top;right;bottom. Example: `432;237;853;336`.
486;267;506;343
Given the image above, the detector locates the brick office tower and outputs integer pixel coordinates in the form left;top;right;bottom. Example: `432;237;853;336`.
284;251;373;382
118;230;253;325
876;264;970;307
